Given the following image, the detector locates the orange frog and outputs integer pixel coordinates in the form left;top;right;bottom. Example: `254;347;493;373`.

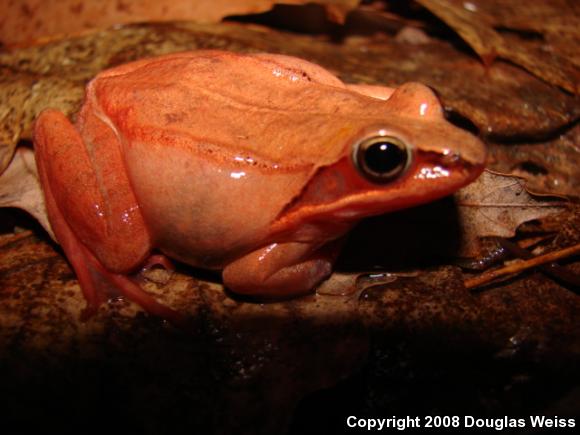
34;51;486;325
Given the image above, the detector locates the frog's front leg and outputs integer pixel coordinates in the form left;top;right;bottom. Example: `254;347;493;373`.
34;109;184;326
222;241;341;297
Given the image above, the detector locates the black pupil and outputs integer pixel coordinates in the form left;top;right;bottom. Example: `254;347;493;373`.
364;141;406;175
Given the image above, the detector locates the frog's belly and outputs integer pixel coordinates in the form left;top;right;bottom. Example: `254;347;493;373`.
123;138;312;268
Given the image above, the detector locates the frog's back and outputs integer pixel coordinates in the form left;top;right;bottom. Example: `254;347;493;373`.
88;50;391;170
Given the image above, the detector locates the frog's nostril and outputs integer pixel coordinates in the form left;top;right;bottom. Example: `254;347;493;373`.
440;150;461;166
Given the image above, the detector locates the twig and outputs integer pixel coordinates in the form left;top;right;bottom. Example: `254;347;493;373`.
464;243;580;289
497;238;580;288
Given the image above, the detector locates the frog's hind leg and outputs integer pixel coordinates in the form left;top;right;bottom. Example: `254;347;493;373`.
42;197;182;326
34;109;185;327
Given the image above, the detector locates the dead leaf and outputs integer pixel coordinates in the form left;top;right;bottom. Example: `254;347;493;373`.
489;123;580;198
0;0;359;48
460;0;580;70
0;69;83;173
416;0;580;94
456;169;567;256
0;147;53;238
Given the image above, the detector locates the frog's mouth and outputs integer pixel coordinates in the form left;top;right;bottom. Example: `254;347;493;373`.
268;150;485;244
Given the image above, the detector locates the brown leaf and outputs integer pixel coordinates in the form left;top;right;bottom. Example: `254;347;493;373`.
416;0;580;94
455;169;567;256
464;0;580;69
0;147;53;238
489;123;580;198
0;68;84;172
0;0;359;48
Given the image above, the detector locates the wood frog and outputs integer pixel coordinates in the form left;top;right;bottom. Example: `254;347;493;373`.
33;51;486;325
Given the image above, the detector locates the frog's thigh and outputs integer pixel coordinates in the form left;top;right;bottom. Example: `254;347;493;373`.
222;242;334;297
346;84;395;100
34;109;151;272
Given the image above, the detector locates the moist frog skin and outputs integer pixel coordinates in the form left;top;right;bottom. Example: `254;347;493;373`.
33;50;486;324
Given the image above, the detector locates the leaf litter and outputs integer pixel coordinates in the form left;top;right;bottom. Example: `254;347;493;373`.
0;5;578;427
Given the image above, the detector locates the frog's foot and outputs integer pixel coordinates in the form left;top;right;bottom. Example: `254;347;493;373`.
62;222;186;328
69;235;186;328
38;168;186;327
222;241;340;297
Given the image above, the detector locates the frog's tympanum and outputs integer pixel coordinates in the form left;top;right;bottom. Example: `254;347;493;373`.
34;51;486;324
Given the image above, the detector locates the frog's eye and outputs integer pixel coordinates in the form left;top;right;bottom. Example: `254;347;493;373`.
353;135;411;183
